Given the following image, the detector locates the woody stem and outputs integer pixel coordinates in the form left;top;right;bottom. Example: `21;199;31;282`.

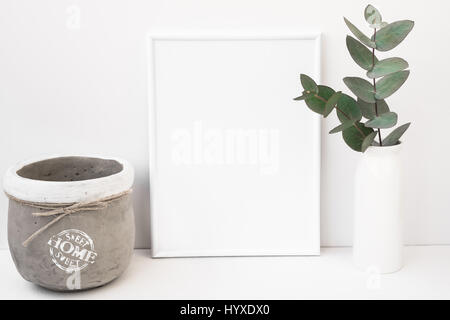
372;28;383;146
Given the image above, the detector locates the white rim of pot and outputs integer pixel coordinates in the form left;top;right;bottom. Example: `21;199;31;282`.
3;154;134;203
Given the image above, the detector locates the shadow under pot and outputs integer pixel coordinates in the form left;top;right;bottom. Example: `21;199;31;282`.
3;155;135;291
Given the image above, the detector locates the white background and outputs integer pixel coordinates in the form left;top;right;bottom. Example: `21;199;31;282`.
0;0;448;249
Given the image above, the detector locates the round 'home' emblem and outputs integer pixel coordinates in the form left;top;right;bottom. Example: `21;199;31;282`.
48;229;98;272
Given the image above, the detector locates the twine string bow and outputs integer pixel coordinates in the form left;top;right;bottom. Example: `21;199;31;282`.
5;190;132;247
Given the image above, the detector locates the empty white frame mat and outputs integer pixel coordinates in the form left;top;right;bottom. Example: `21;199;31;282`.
148;32;321;257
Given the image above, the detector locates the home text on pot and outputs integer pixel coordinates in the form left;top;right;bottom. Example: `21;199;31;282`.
48;232;97;269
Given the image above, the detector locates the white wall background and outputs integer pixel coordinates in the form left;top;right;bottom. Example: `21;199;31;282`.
0;0;448;249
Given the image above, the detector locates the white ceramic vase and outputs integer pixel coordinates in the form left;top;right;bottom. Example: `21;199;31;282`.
353;143;403;274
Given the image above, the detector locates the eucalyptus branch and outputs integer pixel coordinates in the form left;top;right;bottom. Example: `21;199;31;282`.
295;4;413;152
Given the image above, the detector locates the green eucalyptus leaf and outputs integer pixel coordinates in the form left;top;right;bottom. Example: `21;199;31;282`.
342;122;374;152
343;77;375;103
294;95;307;101
365;112;398;129
375;70;410;100
357;98;390;120
374;20;415;51
382;122;411;146
344;17;376;48
336;94;362;123
346;36;378;71
300;74;319;94
365;5;382;29
324;91;342;117
294;91;314;101
361;131;378;152
305;85;335;115
367;57;409;79
329;120;356;134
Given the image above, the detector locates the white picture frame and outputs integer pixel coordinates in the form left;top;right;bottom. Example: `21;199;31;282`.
148;31;321;257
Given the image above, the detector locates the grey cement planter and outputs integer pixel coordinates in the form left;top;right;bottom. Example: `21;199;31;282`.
3;155;135;291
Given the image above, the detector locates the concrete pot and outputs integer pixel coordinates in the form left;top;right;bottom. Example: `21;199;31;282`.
3;155;135;291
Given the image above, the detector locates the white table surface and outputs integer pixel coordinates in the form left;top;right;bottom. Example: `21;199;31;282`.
1;246;449;299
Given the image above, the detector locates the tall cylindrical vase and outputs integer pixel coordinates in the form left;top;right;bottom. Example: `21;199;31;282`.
353;144;403;274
